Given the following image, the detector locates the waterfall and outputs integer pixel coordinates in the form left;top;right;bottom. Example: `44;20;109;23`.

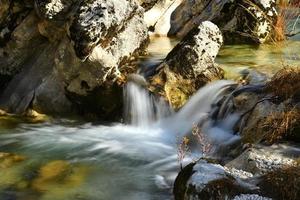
170;80;236;135
0;80;241;194
124;80;173;127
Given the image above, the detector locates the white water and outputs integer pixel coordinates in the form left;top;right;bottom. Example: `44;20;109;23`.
0;80;240;200
124;82;173;127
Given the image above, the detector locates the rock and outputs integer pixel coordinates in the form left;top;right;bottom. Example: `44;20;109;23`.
233;194;272;200
258;165;300;200
0;0;33;47
173;160;252;200
149;21;224;109
34;0;76;21
225;144;299;175
144;0;182;36
0;109;7;116
31;160;89;199
168;0;278;44
0;152;26;169
174;145;300;200
0;152;28;191
69;0;140;60
138;0;161;11
0;0;149;119
213;68;300;145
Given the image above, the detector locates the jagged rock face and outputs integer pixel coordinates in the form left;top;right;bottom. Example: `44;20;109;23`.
69;0;139;60
149;21;224;109
168;0;278;44
0;0;149;118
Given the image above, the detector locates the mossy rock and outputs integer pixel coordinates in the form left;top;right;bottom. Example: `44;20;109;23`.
0;152;26;169
31;160;90;199
0;152;27;189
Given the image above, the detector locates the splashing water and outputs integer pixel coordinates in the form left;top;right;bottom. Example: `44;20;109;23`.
124;81;173;127
0;80;240;200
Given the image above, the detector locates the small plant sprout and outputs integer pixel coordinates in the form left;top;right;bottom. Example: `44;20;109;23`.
192;123;213;157
177;136;190;170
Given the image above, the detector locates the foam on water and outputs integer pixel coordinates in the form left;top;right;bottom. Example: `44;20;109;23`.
0;80;241;199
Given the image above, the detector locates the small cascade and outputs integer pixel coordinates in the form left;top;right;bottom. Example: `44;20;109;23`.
161;80;237;137
124;79;172;127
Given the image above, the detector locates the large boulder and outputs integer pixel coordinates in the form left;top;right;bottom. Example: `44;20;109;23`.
168;0;278;44
0;0;149;118
149;21;224;109
173;160;255;200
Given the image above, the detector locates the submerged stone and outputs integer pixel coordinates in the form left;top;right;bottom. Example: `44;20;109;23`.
32;160;89;194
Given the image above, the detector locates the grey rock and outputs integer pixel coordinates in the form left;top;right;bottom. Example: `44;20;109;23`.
169;0;278;44
226;144;299;175
0;0;149;117
149;21;224;109
69;0;139;60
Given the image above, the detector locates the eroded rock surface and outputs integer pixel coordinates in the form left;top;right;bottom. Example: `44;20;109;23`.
0;0;149;118
169;0;278;44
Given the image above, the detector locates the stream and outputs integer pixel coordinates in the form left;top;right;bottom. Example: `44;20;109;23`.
0;35;300;200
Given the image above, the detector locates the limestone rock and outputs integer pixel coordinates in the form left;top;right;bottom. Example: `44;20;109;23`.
169;0;278;44
34;0;76;21
149;21;224;109
0;0;149;118
69;0;139;60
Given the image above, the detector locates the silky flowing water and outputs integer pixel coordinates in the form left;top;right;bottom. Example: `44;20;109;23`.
0;34;299;200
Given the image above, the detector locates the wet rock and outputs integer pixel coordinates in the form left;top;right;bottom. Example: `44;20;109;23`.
149;21;224;109
0;152;26;169
168;0;278;44
173;160;252;200
32;160;89;199
0;0;149;119
216;68;300;144
0;152;27;190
